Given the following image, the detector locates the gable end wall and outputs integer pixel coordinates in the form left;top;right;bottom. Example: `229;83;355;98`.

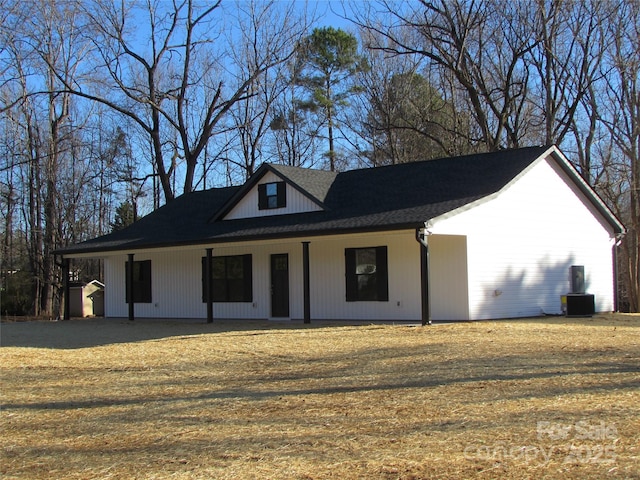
430;156;616;320
224;171;323;219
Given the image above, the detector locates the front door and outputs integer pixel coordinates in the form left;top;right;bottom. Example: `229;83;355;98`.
271;254;289;317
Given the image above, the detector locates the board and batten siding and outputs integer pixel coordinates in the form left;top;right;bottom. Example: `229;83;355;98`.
224;171;323;220
428;235;470;321
101;231;423;321
429;154;617;320
104;251;206;319
103;244;303;320
308;231;422;321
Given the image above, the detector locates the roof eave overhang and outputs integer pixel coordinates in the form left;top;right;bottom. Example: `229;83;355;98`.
55;222;426;258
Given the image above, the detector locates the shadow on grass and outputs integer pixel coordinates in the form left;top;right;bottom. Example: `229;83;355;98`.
4;342;639;412
1;313;634;349
0;317;422;349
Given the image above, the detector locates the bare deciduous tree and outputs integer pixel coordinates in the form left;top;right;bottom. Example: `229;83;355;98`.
599;0;640;311
2;0;90;316
268;55;322;169
353;0;536;151
225;0;314;180
529;0;613;181
63;0;311;201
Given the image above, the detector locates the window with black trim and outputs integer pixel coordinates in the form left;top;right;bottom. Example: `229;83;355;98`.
125;260;152;303
258;181;286;210
202;254;253;302
345;246;389;302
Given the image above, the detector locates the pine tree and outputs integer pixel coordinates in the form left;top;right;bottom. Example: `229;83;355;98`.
295;27;367;171
111;201;136;232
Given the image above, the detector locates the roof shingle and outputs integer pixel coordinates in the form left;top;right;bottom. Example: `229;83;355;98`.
57;146;552;254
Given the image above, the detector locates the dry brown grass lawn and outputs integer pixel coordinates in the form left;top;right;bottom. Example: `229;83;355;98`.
1;314;639;479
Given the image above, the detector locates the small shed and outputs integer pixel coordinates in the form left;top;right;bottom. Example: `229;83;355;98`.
69;280;104;317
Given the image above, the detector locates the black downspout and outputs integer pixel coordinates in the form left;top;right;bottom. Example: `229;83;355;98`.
302;241;311;324
206;248;213;323
415;229;431;325
127;253;135;321
613;240;619;312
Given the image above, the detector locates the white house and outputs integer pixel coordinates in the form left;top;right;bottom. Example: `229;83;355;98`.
56;146;624;323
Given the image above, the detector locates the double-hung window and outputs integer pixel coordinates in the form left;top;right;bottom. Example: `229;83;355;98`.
258;182;286;210
202;254;253;302
125;260;152;303
345;246;389;302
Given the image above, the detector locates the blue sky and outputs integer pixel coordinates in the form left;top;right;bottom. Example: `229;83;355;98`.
302;0;356;30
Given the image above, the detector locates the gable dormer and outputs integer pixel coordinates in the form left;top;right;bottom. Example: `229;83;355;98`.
213;165;335;221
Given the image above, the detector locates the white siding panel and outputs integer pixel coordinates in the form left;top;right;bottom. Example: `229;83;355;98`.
149;251;205;318
101;231;423;321
103;251;205;319
309;232;422;321
102;243;307;320
224;171;322;219
431;156;616;320
104;255;126;317
429;235;470;321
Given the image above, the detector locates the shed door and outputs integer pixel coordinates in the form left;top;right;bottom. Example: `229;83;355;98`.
271;254;289;317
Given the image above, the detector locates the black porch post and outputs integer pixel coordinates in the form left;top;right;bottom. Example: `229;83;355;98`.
302;241;311;324
419;237;431;326
206;247;213;323
63;257;70;320
127;253;135;321
415;229;431;326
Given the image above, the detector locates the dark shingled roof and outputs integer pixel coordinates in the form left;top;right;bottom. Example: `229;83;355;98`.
57;146;561;255
270;164;338;205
